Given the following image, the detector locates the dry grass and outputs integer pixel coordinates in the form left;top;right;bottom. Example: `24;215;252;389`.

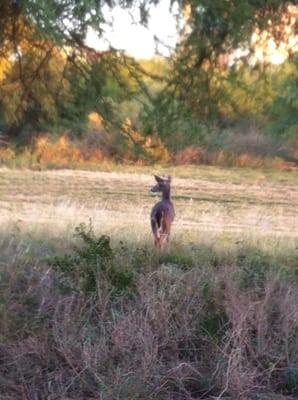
0;166;297;239
173;146;297;170
0;166;297;399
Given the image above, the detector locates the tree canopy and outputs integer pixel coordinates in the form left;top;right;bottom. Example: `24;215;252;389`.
0;0;297;152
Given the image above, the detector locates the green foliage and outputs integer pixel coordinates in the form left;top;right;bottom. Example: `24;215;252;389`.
159;251;194;270
0;42;144;139
267;54;298;140
200;280;227;337
141;1;296;152
283;364;298;394
218;66;275;121
50;221;134;295
155;0;288;118
143;55;297;153
0;1;152;140
6;0;105;45
0;0;297;162
141;95;210;151
236;248;272;292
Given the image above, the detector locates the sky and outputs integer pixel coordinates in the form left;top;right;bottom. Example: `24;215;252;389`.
86;0;180;59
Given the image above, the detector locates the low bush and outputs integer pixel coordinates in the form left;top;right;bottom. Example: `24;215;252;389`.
50;221;135;296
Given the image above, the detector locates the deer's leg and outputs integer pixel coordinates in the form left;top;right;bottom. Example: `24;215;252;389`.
166;231;170;244
160;218;171;250
155;236;161;250
161;233;170;251
152;216;164;250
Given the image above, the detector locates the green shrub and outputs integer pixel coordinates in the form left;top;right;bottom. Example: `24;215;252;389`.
50;221;134;295
236;248;272;291
159;252;194;270
283;364;298;395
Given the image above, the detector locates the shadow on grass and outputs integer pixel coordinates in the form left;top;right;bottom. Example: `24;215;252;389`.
0;223;297;398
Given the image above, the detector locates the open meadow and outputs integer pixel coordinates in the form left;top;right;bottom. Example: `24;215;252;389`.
0;166;297;399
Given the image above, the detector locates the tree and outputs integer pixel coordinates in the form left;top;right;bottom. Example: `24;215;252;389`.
0;0;296;147
141;1;297;147
267;53;298;140
0;0;151;139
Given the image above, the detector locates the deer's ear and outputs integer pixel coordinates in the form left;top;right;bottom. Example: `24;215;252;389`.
167;175;172;182
154;175;163;183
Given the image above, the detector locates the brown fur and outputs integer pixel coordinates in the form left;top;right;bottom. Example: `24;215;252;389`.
150;175;175;250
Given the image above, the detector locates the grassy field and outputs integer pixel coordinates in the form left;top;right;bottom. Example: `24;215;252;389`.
1;165;297;240
0;166;297;399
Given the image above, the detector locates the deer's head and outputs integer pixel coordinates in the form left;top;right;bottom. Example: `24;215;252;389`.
151;175;171;194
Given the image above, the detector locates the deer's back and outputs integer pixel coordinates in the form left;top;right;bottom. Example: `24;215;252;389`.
151;200;175;225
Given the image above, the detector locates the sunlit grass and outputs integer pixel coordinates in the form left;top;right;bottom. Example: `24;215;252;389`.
1;166;297;240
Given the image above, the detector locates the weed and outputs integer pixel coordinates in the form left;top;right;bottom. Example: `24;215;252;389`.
159;251;194;270
50;221;134;295
236;248;272;291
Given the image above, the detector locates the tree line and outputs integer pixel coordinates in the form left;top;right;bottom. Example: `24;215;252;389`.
0;0;297;163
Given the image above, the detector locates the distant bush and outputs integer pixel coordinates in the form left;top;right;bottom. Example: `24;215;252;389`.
0;127;296;170
173;147;295;169
173;146;206;165
0;147;15;162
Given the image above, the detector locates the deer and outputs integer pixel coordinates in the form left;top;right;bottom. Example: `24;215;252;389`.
150;175;175;250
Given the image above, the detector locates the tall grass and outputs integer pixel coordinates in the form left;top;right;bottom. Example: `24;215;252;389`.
0;223;297;399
